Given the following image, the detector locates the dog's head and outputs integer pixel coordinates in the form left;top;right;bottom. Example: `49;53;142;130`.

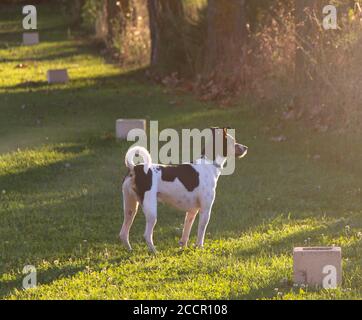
205;127;248;160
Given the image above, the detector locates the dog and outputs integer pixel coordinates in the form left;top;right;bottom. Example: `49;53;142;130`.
119;127;248;253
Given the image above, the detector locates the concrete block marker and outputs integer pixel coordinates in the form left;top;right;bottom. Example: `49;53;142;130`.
22;32;39;45
46;69;69;84
293;247;342;289
116;119;146;140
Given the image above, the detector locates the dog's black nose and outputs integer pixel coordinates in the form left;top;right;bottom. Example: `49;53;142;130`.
236;144;248;157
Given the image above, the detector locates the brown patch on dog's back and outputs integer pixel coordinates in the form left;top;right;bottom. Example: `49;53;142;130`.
160;164;199;191
133;165;152;203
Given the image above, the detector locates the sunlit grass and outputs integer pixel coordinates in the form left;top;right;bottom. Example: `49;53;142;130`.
0;39;123;91
3;217;362;300
0;144;90;176
0;3;362;300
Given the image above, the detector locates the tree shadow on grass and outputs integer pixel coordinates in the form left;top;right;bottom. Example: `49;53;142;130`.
0;146;91;194
229;219;343;259
0;264;84;299
0;138;123;270
239;238;362;300
0;24;70;42
1;43;92;64
1;199;359;299
0;248;140;299
0;67;150;92
0;236;280;299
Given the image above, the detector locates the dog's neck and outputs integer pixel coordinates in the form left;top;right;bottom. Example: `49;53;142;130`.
197;155;226;176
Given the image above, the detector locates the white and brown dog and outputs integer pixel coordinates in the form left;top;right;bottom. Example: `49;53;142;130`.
119;127;248;253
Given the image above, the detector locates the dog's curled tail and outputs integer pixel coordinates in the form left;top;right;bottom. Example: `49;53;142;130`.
125;146;152;174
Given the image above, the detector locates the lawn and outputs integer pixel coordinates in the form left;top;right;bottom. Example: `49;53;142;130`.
0;3;361;300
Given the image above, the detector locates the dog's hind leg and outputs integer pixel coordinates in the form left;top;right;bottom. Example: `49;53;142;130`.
142;192;158;253
179;208;199;248
119;179;139;251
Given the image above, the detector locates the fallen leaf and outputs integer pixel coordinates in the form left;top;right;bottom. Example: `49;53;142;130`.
15;63;27;69
270;135;287;142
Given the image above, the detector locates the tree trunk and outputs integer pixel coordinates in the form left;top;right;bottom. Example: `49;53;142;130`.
68;0;85;27
294;0;315;91
147;0;159;66
99;0;150;65
95;0;109;40
147;0;187;74
294;0;328;108
203;0;247;84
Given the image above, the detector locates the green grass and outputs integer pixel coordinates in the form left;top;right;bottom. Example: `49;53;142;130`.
1;3;362;300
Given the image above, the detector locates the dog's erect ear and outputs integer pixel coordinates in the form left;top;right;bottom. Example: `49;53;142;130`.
222;128;228;157
222;127;227;137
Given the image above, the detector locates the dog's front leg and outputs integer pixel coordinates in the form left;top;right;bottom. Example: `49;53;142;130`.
179;208;199;247
196;206;212;248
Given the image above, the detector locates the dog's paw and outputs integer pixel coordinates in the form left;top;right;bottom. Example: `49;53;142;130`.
149;247;157;254
178;240;187;248
119;236;133;251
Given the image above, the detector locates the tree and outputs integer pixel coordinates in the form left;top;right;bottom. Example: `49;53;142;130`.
94;1;136;44
63;0;85;27
294;0;329;108
203;0;247;85
92;0;149;65
147;0;188;74
95;0;109;40
295;0;315;91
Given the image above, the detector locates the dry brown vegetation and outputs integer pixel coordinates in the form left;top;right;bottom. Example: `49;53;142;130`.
76;0;362;131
